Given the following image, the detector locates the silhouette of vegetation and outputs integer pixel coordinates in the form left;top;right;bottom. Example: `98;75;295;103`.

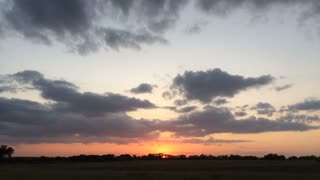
1;152;319;163
1;146;320;179
0;145;14;159
1;145;319;163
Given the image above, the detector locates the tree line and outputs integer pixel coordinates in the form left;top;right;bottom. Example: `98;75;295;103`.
0;145;319;162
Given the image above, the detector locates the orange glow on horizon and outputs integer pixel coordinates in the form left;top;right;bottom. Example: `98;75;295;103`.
152;144;173;154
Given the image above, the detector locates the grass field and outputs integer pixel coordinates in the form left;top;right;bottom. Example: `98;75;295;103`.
1;160;320;180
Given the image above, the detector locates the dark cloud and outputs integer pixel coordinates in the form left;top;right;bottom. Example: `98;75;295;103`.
288;99;320;111
164;105;197;113
0;86;16;93
0;0;188;54
161;106;317;137
130;83;156;94
174;99;188;106
101;28;167;51
162;90;176;100
213;98;229;105
0;97;159;144
0;70;161;144
0;70;318;144
278;113;320;123
196;0;320;18
234;111;247;117
175;106;197;113
4;70;156;116
2;0;320;55
275;84;293;92
251;102;276;117
180;137;251;144
170;68;273;103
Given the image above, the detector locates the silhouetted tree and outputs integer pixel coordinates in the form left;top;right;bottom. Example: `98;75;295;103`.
118;154;133;161
288;156;298;160
0;145;15;159
262;154;286;160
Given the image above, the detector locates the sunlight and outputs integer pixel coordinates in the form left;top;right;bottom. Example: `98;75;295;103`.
154;144;173;154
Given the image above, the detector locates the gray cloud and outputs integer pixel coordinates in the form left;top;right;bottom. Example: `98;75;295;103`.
288;99;320;111
0;70;318;144
3;70;156;116
278;113;320;123
213;98;229;105
180;137;251;145
164;105;197;113
2;0;320;55
0;0;187;54
161;106;317;137
275;84;293;92
196;0;320;19
130;83;156;94
251;102;276;117
0;70;161;144
0;86;16;93
174;99;188;106
101;28;167;51
234;111;247;117
170;68;273;103
175;106;197;113
162;90;176;100
184;23;202;34
0;97;159;144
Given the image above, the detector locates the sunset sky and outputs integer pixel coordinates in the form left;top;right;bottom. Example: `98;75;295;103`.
0;0;320;157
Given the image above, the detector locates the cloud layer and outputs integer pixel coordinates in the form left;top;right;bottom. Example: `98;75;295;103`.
0;70;318;144
0;0;186;54
170;68;273;103
2;0;320;54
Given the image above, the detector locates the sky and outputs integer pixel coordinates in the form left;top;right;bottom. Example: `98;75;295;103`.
0;0;320;157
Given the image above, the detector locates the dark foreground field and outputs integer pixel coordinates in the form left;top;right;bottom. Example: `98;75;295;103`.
1;160;320;180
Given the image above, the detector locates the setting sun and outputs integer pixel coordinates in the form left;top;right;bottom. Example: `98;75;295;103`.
153;145;173;155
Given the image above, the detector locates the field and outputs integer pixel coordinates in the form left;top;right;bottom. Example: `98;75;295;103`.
1;160;320;180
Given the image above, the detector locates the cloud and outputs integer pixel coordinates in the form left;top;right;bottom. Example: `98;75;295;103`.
101;28;167;51
162;90;176;100
0;0;188;54
184;23;202;34
0;70;161;144
130;83;156;94
0;97;159;144
174;99;188;106
170;68;273;103
161;106;317;137
3;70;156;116
180;137;251;145
234;111;247;117
213;98;229;105
196;0;320;19
164;105;197;113
0;86;16;93
288;99;320;111
278;113;320;123
0;70;318;144
251;102;276;117
2;0;320;55
275;84;293;92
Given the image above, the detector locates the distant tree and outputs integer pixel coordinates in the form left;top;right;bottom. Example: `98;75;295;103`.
118;154;133;161
262;154;286;160
5;147;14;158
0;145;15;159
178;155;187;159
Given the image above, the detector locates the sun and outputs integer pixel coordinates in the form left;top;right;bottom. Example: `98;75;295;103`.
154;144;173;154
